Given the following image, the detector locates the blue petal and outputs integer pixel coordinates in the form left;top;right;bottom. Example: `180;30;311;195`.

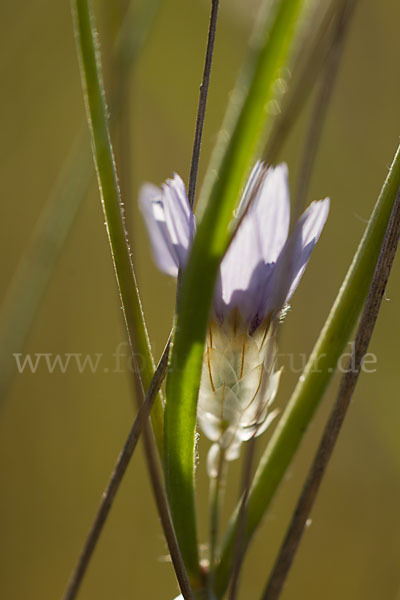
139;183;179;276
255;164;290;264
162;174;196;268
216;163;290;323
259;197;330;320
139;175;195;276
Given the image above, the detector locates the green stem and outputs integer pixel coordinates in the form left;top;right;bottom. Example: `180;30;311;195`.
71;0;163;449
215;142;400;597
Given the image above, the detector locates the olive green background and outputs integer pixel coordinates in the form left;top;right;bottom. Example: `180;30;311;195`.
1;1;400;598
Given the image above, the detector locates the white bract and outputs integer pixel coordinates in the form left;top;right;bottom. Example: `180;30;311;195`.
198;312;281;477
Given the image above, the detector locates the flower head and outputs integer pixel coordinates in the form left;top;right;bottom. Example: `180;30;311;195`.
140;163;328;325
139;162;329;474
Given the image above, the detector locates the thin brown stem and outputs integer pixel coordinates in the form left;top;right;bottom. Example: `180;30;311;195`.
261;186;400;600
293;0;358;220
133;374;194;600
62;339;175;600
188;0;220;208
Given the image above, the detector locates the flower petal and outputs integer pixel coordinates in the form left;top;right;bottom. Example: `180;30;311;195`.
139;183;179;276
285;198;330;302
261;197;330;317
218;215;263;316
216;164;290;322
139;174;195;276
254;163;290;264
162;174;196;267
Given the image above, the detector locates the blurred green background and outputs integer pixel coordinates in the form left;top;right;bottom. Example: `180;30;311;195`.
1;0;400;598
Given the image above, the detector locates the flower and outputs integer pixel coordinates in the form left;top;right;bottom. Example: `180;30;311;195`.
139;163;329;475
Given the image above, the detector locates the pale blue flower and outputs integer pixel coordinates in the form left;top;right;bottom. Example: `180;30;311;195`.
140;162;329;472
139;162;329;329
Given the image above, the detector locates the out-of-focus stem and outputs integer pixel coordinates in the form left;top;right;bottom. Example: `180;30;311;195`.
0;0;162;419
264;0;350;164
208;447;226;595
293;0;358;220
228;435;258;600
